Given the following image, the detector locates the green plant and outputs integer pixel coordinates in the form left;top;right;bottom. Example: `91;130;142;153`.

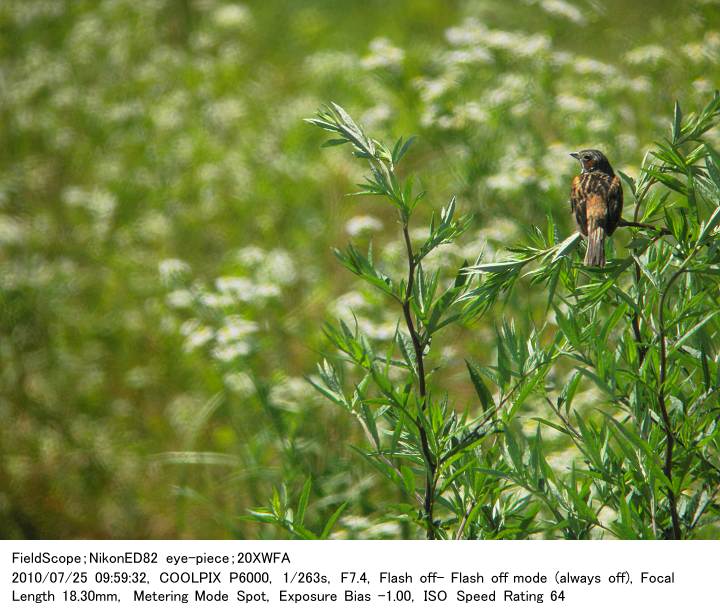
462;93;720;539
283;94;720;540
296;103;566;539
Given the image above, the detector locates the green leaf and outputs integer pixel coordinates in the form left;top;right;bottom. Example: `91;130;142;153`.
296;477;312;526
454;259;471;288
558;371;582;411
599;304;627;344
465;360;494;411
669;310;720;355
697;204;720;245
645;169;687;195
401;466;416;494
426;286;461;334
467;259;530;273
393;136;416;164
551;232;582;263
322;138;350;148
533;417;573;437
320;502;348;539
617;170;637;197
672;101;682;142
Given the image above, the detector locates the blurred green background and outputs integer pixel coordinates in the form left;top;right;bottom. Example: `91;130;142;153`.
1;0;718;538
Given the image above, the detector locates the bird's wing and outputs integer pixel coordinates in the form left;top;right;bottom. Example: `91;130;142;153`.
606;175;623;235
570;175;587;234
570;175;581;213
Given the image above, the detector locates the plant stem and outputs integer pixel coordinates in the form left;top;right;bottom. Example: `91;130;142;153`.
618;218;670;235
657;257;694;540
628;237;648;367
401;222;438;539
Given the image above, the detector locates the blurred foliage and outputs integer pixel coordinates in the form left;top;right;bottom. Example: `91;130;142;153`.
0;0;718;538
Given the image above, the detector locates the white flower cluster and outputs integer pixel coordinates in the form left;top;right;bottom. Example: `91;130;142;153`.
683;31;720;63
345;215;384;237
537;0;586;25
361;37;405;70
446;18;551;58
212;4;252;30
160;244;298;365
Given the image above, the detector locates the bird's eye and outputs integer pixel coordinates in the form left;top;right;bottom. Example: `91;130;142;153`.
582;155;591;161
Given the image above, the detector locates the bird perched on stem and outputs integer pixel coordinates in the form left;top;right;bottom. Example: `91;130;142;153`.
570;149;623;267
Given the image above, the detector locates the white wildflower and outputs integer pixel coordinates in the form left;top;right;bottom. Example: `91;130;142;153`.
152;93;187;131
212;341;251;362
682;32;720;63
257;250;296;286
478;218;520;244
587;116;611;132
159;259;191;285
618;134;639;152
253;283;281;299
446;19;487;46
345;215;383;237
482;30;550;57
361;38;405;70
452;101;489;127
484;74;527;107
361;104;393;128
181;320;213;351
551;51;574;67
573;57;616;77
331;291;369;322
0;216;25;246
200;292;234;308
166;289;194;308
444;46;493;66
485;172;517;192
216;276;254;297
540;0;586;25
87;189;117;219
224;372;255;396
362;320;397;341
358;521;403;539
216;316;258;345
414;75;458;103
693;78;714;94
206;98;245;126
625;45;668;67
556;94;595;113
486;144;537;192
626;77;651;93
213;4;252;29
235;245;266;267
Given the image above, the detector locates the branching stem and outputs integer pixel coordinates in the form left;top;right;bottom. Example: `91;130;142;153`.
618;218;670;235
657;252;696;540
401;222;438;539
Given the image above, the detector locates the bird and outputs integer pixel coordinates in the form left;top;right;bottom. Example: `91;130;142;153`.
569;149;623;267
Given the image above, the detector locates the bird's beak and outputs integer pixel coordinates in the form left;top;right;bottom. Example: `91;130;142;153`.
569;152;580;160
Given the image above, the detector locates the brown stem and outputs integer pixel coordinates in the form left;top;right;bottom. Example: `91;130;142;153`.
455;502;474;539
618;218;671;235
544;396;581;439
401;223;437;539
627;174;682;538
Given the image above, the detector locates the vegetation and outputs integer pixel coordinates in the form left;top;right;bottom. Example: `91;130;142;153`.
1;0;719;538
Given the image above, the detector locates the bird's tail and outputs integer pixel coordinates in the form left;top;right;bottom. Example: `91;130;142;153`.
585;223;605;267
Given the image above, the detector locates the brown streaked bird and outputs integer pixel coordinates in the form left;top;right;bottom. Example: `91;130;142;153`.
570;149;623;267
